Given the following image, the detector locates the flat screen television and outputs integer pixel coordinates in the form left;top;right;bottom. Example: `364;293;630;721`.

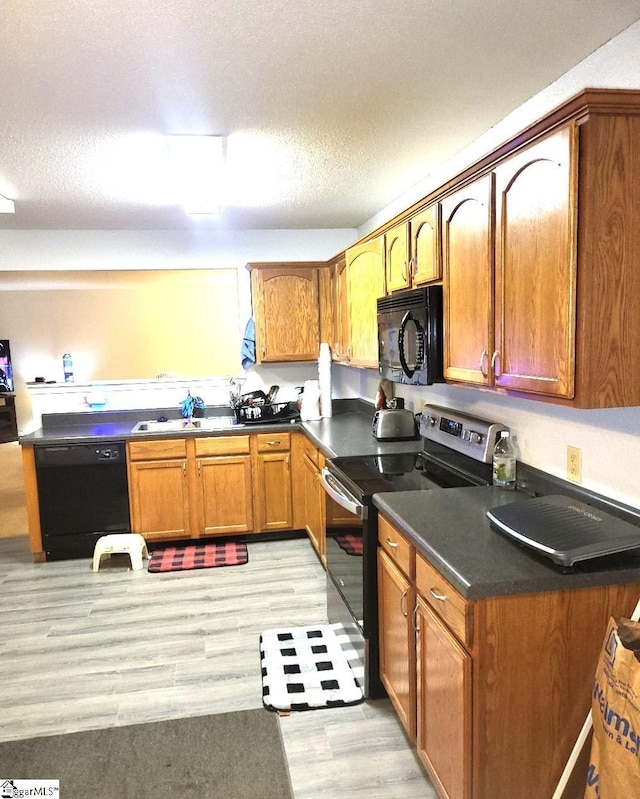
0;339;14;392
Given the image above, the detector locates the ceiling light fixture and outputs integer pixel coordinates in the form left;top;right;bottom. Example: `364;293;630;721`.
167;135;226;216
0;193;15;213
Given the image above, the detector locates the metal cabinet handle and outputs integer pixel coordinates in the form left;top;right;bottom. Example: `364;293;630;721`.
261;345;266;358
285;454;290;471
183;462;187;475
480;349;489;377
409;257;415;278
386;538;399;548
491;350;501;377
400;588;409;618
401;260;408;282
266;440;281;447
413;604;420;633
429;587;447;602
197;460;201;474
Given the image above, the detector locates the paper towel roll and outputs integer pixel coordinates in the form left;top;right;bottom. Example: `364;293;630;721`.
318;343;332;418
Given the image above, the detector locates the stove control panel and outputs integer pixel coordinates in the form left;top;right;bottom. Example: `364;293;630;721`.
418;404;508;463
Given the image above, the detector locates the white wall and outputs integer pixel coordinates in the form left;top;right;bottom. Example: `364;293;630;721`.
0;228;356;272
344;20;640;511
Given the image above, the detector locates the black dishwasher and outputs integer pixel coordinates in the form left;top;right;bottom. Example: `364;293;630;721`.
35;442;130;560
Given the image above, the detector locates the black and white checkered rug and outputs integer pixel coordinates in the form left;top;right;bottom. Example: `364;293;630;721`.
260;623;364;712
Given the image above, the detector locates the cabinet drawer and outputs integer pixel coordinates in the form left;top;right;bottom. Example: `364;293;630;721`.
378;515;413;578
195;435;250;456
256;431;291;452
302;437;320;466
415;552;471;647
128;438;187;461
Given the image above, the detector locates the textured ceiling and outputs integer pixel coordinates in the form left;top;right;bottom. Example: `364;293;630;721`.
0;0;639;231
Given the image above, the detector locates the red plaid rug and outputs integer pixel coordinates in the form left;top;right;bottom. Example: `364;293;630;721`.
334;534;363;556
148;541;248;573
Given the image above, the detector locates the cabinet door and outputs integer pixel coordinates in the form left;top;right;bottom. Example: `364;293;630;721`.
302;453;324;561
129;459;190;539
345;237;386;367
410;203;441;285
332;255;349;362
442;175;494;385
197;455;254;535
385;222;410;293
416;597;471;799
251;266;320;362
255;451;293;532
494;126;577;397
378;548;416;739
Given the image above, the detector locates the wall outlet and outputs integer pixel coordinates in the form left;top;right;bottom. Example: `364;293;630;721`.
567;446;582;483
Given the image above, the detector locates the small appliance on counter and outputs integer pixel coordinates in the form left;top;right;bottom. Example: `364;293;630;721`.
372;408;417;441
487;494;640;567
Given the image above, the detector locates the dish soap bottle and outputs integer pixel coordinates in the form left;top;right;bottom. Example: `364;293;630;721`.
492;431;516;490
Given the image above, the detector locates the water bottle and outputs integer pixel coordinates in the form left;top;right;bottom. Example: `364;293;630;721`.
492;430;516;489
62;353;74;383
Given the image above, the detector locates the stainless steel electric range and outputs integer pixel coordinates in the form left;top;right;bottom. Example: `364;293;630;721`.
320;404;507;698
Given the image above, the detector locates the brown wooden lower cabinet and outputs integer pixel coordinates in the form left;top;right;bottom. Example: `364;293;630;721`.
252;431;293;532
378;513;640;799
128;435;254;540
195;438;254;536
128;438;192;540
416;596;471;799
302;444;325;563
378;547;416;739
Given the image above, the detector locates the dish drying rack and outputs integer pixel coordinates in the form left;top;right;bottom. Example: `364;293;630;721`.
234;401;299;425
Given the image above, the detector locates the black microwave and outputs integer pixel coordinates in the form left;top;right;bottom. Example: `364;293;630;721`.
376;286;444;386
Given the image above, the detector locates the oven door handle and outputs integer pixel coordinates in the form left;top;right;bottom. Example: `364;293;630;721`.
320;468;364;519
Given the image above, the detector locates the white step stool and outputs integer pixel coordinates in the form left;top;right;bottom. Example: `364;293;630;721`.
92;534;149;572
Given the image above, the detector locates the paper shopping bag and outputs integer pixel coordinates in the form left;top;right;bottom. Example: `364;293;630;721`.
585;617;640;798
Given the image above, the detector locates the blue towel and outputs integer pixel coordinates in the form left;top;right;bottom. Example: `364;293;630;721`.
241;317;256;370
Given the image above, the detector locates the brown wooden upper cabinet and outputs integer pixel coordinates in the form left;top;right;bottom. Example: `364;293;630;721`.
442;174;495;387
494;126;576;397
248;262;326;363
442;92;640;407
443;124;578;400
330;254;349;363
385;204;442;293
344;236;386;367
443;129;577;396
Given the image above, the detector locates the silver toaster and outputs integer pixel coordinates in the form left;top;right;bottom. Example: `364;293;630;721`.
372;409;417;441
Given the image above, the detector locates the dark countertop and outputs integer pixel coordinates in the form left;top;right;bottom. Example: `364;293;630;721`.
301;412;422;458
374;486;640;599
19;404;423;459
19;409;302;446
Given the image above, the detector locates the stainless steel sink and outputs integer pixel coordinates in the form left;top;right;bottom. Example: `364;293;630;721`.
131;417;242;433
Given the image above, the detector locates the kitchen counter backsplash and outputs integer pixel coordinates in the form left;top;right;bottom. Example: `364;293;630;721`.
24;376;248;434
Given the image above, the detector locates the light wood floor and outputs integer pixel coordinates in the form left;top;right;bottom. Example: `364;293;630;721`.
0;534;435;798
